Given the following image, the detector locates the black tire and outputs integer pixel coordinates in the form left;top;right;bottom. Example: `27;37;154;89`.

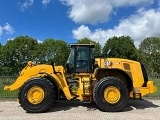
93;77;128;112
18;78;56;113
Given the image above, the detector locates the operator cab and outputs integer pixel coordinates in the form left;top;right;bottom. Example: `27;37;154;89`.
66;44;95;73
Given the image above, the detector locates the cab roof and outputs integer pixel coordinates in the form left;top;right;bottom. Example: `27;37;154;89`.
70;44;95;48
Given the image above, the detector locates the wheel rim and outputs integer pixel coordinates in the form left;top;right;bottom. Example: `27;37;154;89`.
27;86;44;104
104;86;120;104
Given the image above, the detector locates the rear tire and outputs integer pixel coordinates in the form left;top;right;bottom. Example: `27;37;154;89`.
93;77;128;112
18;78;56;113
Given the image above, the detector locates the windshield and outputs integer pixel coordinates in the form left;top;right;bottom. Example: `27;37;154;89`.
67;48;74;67
66;45;94;73
77;47;88;60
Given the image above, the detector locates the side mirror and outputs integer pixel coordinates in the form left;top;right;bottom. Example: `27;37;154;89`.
51;62;56;73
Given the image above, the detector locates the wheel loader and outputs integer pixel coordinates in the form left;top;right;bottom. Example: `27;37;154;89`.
4;44;157;113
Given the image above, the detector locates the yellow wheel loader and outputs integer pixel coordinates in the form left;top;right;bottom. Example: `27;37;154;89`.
4;44;157;113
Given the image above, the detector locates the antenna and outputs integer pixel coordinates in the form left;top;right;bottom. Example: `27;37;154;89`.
107;49;111;57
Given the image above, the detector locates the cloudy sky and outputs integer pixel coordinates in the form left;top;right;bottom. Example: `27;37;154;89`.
0;0;160;47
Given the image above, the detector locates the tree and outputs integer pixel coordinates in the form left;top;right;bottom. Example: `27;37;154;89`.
103;36;138;60
139;37;160;73
77;38;101;57
2;36;38;74
0;44;3;74
33;42;46;63
53;40;70;66
40;39;70;66
36;39;56;64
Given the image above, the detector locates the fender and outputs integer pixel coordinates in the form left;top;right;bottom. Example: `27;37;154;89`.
94;67;133;92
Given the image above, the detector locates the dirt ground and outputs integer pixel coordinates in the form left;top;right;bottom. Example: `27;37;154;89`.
0;99;160;120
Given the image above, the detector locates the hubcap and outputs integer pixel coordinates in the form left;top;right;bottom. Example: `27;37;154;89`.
104;86;120;104
27;86;44;104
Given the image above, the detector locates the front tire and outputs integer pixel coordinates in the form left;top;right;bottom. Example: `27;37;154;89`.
93;77;128;112
18;78;56;113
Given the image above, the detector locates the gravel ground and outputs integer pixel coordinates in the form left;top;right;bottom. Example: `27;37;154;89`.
0;99;160;120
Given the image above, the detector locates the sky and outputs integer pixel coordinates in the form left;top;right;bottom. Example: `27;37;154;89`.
0;0;160;47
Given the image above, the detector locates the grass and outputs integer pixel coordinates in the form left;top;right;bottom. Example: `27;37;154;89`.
0;86;18;98
0;76;18;98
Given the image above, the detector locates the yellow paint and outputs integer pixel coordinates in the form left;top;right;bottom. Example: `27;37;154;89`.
4;57;157;101
95;58;144;86
130;80;157;97
104;86;120;104
4;61;73;100
95;57;157;98
75;73;92;100
27;86;44;104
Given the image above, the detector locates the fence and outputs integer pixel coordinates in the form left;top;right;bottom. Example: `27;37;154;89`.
0;75;160;99
149;73;160;79
0;76;18;98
